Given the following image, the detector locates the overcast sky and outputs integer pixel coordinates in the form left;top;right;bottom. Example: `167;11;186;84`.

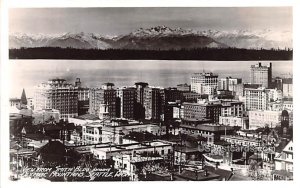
9;7;292;35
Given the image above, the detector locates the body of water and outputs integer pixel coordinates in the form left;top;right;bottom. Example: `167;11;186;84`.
9;60;293;98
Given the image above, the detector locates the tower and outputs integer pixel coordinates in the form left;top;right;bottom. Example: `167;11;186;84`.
20;88;27;105
250;62;272;88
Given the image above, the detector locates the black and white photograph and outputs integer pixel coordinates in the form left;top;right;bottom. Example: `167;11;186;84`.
0;0;297;185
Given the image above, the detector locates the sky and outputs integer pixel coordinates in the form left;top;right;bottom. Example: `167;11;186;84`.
9;7;292;35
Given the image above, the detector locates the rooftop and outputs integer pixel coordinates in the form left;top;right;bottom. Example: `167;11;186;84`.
221;135;260;142
192;72;218;77
75;114;100;120
24;133;52;141
181;123;234;132
91;141;171;153
9;98;21;102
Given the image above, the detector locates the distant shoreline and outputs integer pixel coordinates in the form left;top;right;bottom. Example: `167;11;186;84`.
9;47;293;61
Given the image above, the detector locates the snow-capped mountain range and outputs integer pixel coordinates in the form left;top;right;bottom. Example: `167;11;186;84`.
9;26;292;50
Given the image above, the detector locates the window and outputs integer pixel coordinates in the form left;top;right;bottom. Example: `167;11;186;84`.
161;150;164;155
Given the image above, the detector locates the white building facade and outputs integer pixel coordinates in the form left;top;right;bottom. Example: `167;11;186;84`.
191;72;218;95
34;79;78;120
248;110;281;129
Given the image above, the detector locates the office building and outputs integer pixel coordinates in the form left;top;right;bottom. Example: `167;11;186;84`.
117;87;137;119
134;82;149;119
220;100;244;117
250;62;272;88
177;83;191;92
245;87;270;111
143;87;165;120
180;120;234;144
73;78;90;115
218;77;242;93
182;92;202;103
182;102;222;123
89;83;117;119
282;78;293;98
164;87;183;104
191;72;218;95
219;100;247;129
34;78;78;120
272;77;283;90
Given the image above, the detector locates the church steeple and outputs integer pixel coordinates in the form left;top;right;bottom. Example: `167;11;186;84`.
21;88;27;105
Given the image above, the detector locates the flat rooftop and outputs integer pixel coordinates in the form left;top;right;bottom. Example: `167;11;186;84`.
181;123;234;132
91;141;171;153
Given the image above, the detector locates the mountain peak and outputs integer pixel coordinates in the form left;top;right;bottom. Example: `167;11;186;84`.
130;25;198;37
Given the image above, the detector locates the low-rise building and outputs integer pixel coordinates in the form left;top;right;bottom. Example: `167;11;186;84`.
90;141;173;160
9;98;21;109
32;109;60;125
282;78;293;98
249;110;281;130
220;135;260;147
82;119;164;145
180;119;234;144
68;114;101;126
273;140;293;180
113;153;165;181
219;116;248;129
181;92;202;103
182;102;222;123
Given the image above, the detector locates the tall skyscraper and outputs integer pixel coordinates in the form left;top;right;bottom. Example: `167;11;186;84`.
89;83;117;119
191;72;218;95
143;87;165;120
117;87;137;119
134;82;149;119
75;78;90;116
34;79;78;120
250;62;272;88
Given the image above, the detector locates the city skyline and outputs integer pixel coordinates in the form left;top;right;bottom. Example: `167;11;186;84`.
9;60;293;98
